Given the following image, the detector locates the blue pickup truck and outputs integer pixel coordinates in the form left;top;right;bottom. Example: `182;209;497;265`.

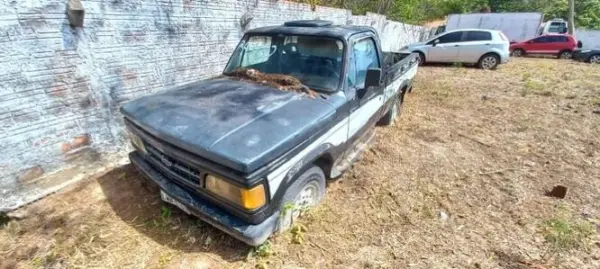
122;20;419;246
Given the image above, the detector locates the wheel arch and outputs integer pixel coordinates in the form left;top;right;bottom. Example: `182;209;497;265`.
587;53;600;63
412;50;426;61
479;51;501;62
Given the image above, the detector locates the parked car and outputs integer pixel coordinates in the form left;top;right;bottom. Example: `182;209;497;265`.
122;20;419;246
405;29;510;70
510;34;581;59
573;49;600;64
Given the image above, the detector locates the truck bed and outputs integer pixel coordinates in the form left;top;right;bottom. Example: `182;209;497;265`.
382;52;418;84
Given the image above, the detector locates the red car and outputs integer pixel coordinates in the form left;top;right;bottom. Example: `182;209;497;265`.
510;34;580;59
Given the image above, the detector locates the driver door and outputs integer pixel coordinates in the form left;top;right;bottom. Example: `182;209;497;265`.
346;35;385;140
428;31;464;62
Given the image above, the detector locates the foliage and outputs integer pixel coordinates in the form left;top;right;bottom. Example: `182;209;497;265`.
294;0;600;28
542;217;595;252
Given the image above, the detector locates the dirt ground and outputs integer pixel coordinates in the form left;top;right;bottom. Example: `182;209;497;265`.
1;58;600;269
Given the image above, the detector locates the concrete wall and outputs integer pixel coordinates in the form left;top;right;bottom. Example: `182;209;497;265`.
575;29;600;49
0;0;431;211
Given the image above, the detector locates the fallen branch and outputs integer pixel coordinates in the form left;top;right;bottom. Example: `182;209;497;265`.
478;168;516;175
457;132;493;147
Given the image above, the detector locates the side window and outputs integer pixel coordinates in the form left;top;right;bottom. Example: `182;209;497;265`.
533;36;548;43
559;36;569;42
241;36;274;67
438;31;463;43
464;31;492;41
351;38;380;89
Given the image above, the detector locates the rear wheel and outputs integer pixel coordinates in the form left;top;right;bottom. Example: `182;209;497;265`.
378;89;405;126
589;54;600;64
512;49;525;57
478;54;500;70
558;50;573;59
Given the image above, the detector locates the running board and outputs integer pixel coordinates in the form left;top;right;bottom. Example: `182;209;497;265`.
331;129;376;178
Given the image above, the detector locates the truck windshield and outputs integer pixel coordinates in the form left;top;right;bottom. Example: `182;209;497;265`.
224;35;344;92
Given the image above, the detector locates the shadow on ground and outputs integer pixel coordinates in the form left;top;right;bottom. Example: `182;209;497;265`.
96;164;251;262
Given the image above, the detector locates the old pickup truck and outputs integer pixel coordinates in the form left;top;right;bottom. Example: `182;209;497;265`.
122;20;419;246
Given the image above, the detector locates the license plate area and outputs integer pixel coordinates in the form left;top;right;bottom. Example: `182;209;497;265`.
160;190;191;215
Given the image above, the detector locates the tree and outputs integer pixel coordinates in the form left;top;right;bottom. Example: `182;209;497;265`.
568;0;575;33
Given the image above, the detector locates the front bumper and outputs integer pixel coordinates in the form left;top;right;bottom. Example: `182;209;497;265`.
572;50;588;62
129;152;278;246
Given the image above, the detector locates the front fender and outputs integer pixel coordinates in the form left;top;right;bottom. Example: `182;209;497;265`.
266;143;336;209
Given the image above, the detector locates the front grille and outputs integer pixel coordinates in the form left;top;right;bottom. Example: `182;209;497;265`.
145;143;204;188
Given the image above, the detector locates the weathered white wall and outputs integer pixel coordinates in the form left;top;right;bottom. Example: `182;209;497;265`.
0;0;430;211
575;29;600;49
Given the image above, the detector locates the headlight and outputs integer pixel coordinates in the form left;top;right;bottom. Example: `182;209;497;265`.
129;131;147;154
205;174;266;210
400;45;409;51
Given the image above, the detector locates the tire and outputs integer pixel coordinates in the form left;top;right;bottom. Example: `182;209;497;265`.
478;53;500;70
589;54;600;64
558;50;573;59
511;49;525;57
275;165;326;233
416;52;426;65
378;89;405;126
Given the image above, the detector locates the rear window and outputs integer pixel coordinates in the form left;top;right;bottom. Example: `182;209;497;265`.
464;31;492;41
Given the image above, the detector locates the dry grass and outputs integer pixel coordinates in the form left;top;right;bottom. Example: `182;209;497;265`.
2;58;600;269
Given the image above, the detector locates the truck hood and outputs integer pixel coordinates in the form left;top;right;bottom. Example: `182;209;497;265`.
408;42;426;49
121;77;340;173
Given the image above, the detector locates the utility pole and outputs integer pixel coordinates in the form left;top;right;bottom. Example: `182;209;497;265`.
568;0;575;34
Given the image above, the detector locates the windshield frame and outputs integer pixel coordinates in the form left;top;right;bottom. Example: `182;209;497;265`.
223;33;348;93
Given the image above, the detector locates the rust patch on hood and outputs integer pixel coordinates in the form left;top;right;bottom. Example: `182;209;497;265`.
225;68;318;99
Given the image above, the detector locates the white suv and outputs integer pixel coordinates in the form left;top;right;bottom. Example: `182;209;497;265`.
405;29;510;69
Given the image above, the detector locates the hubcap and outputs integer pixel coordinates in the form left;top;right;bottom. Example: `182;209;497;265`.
513;50;522;57
482;56;497;69
293;182;318;211
561;52;572;59
590;55;600;64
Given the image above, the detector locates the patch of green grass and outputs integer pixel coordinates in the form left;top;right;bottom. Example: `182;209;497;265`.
592;96;600;107
542;218;595;252
291;224;307;244
251;240;274;258
145;206;173;229
452;62;464;68
521;78;552;97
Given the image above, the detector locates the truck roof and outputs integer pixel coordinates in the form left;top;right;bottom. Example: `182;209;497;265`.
246;20;376;40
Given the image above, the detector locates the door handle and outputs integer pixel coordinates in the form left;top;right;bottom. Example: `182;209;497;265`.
454;45;460;47
485;43;491;46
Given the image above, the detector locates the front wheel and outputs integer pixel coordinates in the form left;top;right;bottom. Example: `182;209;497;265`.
416;52;425;65
478;54;500;70
276;165;326;233
558;50;573;59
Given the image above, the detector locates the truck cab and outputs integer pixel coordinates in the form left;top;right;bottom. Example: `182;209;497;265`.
122;20;419;246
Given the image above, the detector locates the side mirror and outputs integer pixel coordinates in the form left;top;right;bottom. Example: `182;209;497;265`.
432;39;440;47
365;68;382;88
